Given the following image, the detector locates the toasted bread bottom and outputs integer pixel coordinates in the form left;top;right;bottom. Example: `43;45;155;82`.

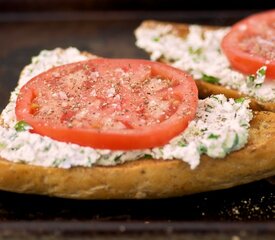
0;111;274;199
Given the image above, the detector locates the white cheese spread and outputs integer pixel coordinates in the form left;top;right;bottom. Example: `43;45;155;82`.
0;48;253;169
135;24;275;102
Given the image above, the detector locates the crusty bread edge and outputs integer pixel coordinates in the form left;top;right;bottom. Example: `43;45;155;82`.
0;111;274;199
136;20;275;112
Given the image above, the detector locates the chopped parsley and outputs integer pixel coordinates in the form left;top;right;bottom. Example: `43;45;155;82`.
199;145;207;154
0;143;6;149
43;144;52;152
14;121;32;132
234;97;245;103
169;57;180;63
208;133;220;139
143;154;153;159
211;95;222;102
152;37;160;42
247;75;256;82
11;144;23;151
205;103;214;113
257;66;266;76
246;66;266;88
201;74;220;84
178;141;187;147
232;133;239;150
52;158;66;167
188;46;203;56
247;74;261;88
114;155;122;162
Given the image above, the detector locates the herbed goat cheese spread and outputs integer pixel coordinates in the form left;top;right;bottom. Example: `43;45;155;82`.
0;48;252;169
135;24;275;102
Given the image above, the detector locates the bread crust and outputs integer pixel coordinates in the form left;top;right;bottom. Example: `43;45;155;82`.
137;21;275;112
0;111;274;199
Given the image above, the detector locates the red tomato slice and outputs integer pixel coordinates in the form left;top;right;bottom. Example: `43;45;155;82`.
221;10;275;79
16;58;198;150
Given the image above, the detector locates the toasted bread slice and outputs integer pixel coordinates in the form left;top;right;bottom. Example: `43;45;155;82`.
135;20;275;112
0;49;274;199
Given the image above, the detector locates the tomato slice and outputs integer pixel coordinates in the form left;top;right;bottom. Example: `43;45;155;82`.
221;10;275;79
16;58;198;150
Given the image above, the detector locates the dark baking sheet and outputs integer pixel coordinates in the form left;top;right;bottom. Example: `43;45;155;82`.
0;10;274;239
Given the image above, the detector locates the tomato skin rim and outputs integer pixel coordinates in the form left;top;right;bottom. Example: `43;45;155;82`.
221;10;275;79
15;58;198;150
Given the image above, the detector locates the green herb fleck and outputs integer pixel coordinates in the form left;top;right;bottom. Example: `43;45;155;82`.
14;121;31;132
52;158;65;167
257;66;266;76
247;75;255;82
234;97;245;103
0;142;6;149
143;154;153;159
169;57;180;63
199;145;207;154
11;144;23;151
231;133;239;150
205;104;214;113
201;74;220;84
208;133;220;139
211;95;221;101
152;37;160;42
188;47;203;56
114;155;122;162
178;141;187;147
247;74;259;87
255;83;262;88
43;144;52;152
246;66;266;88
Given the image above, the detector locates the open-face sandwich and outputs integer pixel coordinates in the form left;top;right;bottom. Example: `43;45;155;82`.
0;47;274;199
135;10;275;112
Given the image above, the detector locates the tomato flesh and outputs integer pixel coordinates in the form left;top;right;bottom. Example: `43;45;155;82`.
221;10;275;79
16;58;198;150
